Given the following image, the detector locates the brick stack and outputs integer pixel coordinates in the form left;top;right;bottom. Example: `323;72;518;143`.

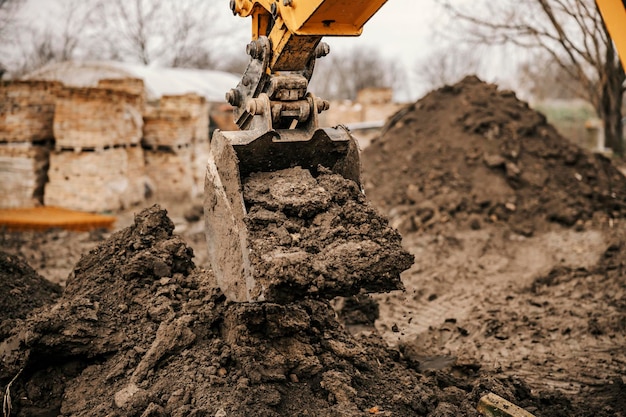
97;78;146;111
45;86;145;211
97;78;148;205
142;107;193;149
142;94;207;201
160;94;210;197
0;81;61;208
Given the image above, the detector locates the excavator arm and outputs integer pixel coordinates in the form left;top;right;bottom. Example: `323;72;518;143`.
223;0;387;133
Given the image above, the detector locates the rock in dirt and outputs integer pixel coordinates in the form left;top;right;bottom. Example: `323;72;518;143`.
363;76;626;236
242;167;413;303
477;393;536;417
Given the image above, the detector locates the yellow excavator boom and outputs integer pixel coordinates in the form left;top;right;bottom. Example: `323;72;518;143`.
596;0;626;66
230;0;388;71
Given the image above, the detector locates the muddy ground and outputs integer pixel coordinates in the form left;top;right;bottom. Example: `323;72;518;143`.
1;77;625;416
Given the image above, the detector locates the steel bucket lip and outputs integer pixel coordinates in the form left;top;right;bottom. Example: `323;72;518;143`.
213;125;362;188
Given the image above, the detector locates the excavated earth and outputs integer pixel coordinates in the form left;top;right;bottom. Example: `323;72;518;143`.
361;76;626;415
243;167;412;302
0;76;625;416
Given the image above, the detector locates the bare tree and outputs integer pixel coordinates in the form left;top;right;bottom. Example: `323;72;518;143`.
517;50;584;100
440;0;625;155
0;0;23;40
0;1;243;77
311;46;405;100
96;0;225;68
414;44;486;90
2;0;100;77
0;0;24;75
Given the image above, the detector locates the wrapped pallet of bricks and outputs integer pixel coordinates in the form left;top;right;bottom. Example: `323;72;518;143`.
97;78;146;113
142;101;196;201
54;86;143;149
160;94;209;142
46;86;146;212
45;148;131;212
160;94;210;197
0;143;49;208
0;80;61;143
142;106;193;149
0;80;60;208
143;145;195;202
122;145;148;208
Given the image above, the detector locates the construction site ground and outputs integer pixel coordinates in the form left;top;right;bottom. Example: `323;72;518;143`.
1;77;625;416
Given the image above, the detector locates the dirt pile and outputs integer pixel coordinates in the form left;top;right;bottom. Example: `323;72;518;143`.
362;76;626;236
0;251;61;340
243;167;412;302
356;76;626;415
1;206;588;417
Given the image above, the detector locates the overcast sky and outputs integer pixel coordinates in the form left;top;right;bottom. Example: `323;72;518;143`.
214;0;446;60
214;0;452;100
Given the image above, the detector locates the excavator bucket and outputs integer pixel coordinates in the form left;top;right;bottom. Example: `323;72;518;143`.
204;125;361;302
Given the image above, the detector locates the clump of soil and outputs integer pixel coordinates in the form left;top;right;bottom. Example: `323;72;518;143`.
243;167;412;302
362;76;626;236
0;206;589;416
0;251;61;340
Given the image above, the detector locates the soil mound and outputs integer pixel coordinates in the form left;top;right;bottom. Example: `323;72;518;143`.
362;76;626;236
0;206;586;416
0;251;61;340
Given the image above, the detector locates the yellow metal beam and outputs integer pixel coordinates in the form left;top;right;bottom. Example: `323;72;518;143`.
232;0;387;36
596;0;626;66
231;0;388;70
279;0;388;36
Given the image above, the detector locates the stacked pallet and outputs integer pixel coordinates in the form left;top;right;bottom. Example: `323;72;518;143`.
0;80;61;142
97;78;146;111
53;87;143;149
0;143;50;208
160;94;210;197
142;106;193;149
160;94;209;142
143;146;195;202
44;148;130;212
0;80;60;208
46;86;145;211
142;94;208;201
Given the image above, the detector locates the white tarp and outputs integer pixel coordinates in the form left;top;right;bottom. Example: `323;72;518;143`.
24;61;240;102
